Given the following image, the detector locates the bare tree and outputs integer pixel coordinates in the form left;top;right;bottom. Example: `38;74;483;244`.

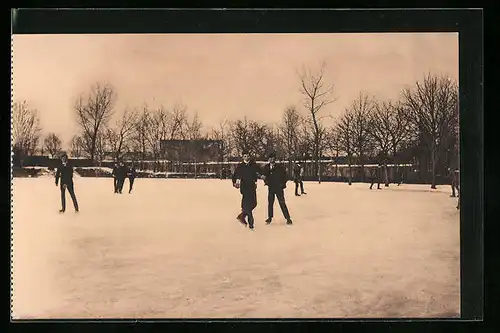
402;73;459;189
230;118;269;159
211;119;232;179
106;108;139;162
298;62;336;182
132;105;151;168
185;112;203;140
74;82;116;163
350;92;375;181
70;135;85;158
43;132;62;158
325;126;341;179
211;119;232;161
94;131;107;165
146;106;170;164
388;101;414;163
336;109;355;185
368;100;394;186
278;106;302;175
169;102;189;140
12;100;42;165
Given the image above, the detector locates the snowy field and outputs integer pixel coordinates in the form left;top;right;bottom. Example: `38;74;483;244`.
11;177;460;319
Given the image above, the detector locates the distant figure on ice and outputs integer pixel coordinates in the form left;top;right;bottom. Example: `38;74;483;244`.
262;152;292;225
55;152;79;213
116;161;128;194
112;163;119;193
448;167;460;198
232;151;262;231
396;164;404;186
293;161;306;196
370;164;382;190
127;162;137;194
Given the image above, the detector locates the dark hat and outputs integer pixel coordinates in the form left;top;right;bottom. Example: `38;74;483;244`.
268;152;277;158
60;152;68;159
242;149;249;155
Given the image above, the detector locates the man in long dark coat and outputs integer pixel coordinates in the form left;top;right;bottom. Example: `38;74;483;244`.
55;152;79;213
262;152;292;225
231;151;262;231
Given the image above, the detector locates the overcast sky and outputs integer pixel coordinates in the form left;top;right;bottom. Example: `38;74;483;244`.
12;33;458;148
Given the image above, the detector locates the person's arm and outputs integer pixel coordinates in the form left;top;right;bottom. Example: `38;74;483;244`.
257;164;267;181
232;165;240;185
55;166;61;186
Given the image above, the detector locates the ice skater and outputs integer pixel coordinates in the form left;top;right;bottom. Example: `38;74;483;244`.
293;161;306;196
55;152;79;213
262;152;292;225
127;162;137;194
448;167;460;198
112;163;119;193
232;151;262;231
116;161;127;194
396;164;404;186
370;164;382;190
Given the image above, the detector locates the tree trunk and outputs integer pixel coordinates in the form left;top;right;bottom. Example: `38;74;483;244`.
384;162;389;187
348;154;352;186
431;149;437;189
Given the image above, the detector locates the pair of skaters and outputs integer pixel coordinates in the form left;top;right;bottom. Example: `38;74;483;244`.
54;154;137;213
112;161;137;194
369;164;404;190
232;151;298;231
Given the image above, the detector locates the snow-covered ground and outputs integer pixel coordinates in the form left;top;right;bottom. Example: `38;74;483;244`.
11;177;460;319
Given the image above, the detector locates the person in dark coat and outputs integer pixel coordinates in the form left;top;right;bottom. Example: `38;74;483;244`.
116;161;128;194
448;167;460;198
55;152;79;213
112;163;119;193
127;162;137;194
369;164;382;190
231;151;262;230
293;161;306;196
396;164;404;186
262;152;292;225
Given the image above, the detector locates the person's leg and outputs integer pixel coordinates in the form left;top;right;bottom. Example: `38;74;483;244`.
295;181;299;196
276;189;291;220
119;178;125;193
267;189;275;220
60;185;66;212
129;177;134;193
237;195;248;225
247;209;255;229
67;183;79;212
370;177;375;189
300;181;305;194
114;178;118;193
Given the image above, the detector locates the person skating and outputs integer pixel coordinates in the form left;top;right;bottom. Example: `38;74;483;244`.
112;163;119;193
127;162;137;194
396;164;404;186
116;161;128;194
55;152;79;213
262;152;292;225
293;161;306;196
232;151;262;231
370;164;382;190
448;167;460;198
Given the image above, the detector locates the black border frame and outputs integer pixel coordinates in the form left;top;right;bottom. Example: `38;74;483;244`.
9;8;484;331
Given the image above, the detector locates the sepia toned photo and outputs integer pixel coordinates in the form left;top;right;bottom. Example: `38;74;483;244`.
11;32;460;319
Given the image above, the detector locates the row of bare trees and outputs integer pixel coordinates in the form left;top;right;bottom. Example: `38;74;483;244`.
12;66;458;189
332;74;458;188
12;101;66;165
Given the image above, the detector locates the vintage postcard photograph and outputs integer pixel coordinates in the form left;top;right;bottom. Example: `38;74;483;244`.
11;32;460;319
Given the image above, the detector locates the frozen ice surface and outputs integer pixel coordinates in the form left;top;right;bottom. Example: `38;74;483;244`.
11;177;460;319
